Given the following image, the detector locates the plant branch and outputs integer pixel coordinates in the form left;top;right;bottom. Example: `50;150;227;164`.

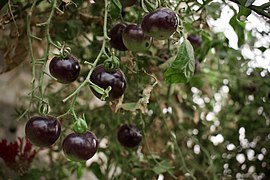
261;1;270;9
62;0;109;103
227;0;270;19
24;0;39;119
196;0;212;12
39;0;57;101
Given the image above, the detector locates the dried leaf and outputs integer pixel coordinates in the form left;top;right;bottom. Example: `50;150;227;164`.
0;22;28;74
120;73;158;114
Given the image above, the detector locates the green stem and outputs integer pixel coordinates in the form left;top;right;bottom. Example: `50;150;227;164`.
261;1;270;9
39;0;57;101
25;0;39;119
70;95;78;120
62;0;109;102
227;0;270;19
196;0;212;12
62;80;88;103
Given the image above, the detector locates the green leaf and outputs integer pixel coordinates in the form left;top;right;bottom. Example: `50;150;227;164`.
89;83;105;95
229;15;245;47
109;0;122;19
152;160;174;174
121;102;139;111
141;0;149;12
164;39;195;84
238;0;246;5
141;0;158;12
90;162;104;179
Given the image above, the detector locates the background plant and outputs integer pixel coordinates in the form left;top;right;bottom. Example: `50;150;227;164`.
0;0;270;179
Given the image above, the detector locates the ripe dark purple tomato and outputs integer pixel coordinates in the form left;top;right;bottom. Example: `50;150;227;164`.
49;55;80;84
62;131;98;161
25;116;61;147
141;8;178;40
90;64;127;101
122;24;152;52
117;124;142;148
109;23;128;51
187;35;202;48
120;0;137;7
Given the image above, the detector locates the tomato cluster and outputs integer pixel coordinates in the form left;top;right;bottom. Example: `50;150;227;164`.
25;116;98;161
109;7;179;52
25;2;181;163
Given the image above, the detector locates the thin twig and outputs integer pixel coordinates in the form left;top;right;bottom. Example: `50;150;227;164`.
227;0;270;19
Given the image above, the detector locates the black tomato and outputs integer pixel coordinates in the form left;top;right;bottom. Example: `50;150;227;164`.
25;116;61;147
187;34;202;48
122;24;152;52
141;8;178;40
117;124;142;148
49;55;80;84
109;23;128;51
120;0;137;7
90;64;127;101
62;131;98;161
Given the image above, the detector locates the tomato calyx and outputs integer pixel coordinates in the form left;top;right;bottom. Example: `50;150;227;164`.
38;101;50;115
103;55;120;72
73;116;88;134
59;44;72;59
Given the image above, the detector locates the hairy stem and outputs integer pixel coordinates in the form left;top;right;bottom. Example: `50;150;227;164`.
39;0;57;101
24;0;39;119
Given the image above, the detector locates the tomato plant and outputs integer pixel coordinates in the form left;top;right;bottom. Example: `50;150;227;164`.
0;0;270;179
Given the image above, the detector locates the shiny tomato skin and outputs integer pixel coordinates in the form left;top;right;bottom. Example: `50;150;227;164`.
62;131;98;161
90;64;127;101
122;24;152;52
25;116;61;147
49;55;80;84
141;8;178;40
